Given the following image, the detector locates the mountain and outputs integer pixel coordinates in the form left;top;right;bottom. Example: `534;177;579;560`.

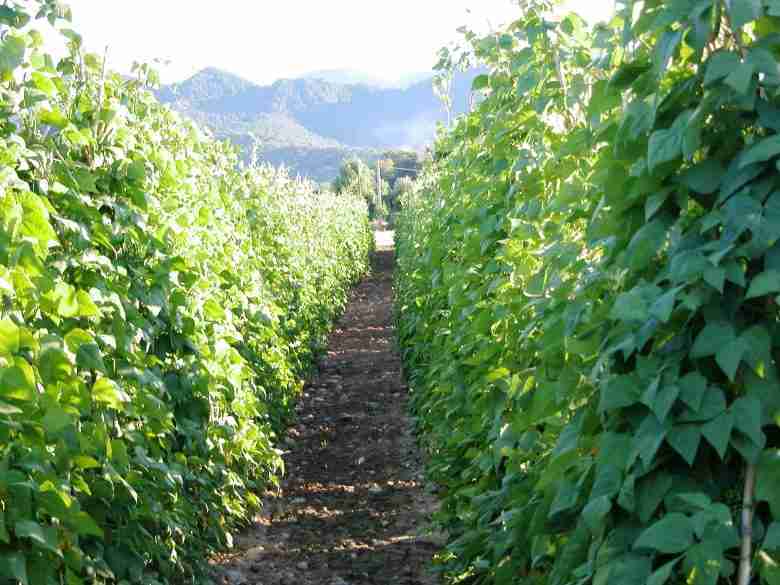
157;67;477;181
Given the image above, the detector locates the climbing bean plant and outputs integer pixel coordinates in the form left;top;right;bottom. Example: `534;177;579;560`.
396;0;780;583
0;3;372;584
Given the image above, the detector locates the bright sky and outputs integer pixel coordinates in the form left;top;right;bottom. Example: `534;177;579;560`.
46;0;615;85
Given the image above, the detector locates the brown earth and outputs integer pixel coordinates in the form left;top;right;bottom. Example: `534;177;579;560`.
211;234;442;585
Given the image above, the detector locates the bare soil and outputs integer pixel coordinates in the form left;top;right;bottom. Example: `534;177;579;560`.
212;233;441;585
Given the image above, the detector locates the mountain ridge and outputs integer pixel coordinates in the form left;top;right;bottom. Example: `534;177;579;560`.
157;66;476;180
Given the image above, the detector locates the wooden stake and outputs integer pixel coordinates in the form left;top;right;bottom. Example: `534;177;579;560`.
738;464;757;585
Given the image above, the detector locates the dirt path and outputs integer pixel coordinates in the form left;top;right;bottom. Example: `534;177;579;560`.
213;232;440;585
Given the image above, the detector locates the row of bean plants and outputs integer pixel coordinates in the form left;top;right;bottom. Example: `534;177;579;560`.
396;0;780;583
0;3;372;584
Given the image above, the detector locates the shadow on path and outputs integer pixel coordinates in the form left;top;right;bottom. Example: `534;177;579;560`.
213;236;441;585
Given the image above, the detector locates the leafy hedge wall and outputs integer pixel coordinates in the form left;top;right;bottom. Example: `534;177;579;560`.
0;4;371;584
396;1;780;583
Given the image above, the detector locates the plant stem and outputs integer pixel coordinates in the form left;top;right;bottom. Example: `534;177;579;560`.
738;463;757;585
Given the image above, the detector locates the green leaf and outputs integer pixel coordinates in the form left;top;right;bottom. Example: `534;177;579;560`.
0;358;36;401
724;62;756;94
652;384;680;423
757;450;780;517
30;71;56;96
14;520;59;554
647;557;681;585
611;290;649;321
69;511;103;538
39;346;72;385
667;424;701;466
591;464;623;500
472;75;490;91
732;396;763;446
127;160;146;181
582;495;612;533
650;288;681;323
39;108;68;129
729;0;763;28
704;51;741;86
53;282;79;318
634;513;695;554
703;267;726;293
731;433;765;463
648;112;691;171
740;135;780;167
683;539;723;585
637;472;674;523
691;322;736;358
599;375;641;413
0;401;22;415
625;219;667;271
0;551;27;585
92;377;129;409
633;414;667;468
594;554;652;585
679;159;725;193
679;388;727;422
0;319;20;356
765;523;780;549
679;372;708;411
701;411;734;459
715;336;748;382
76;343;106;373
746;270;780;299
76;290;100;318
550;480;580;516
0;35;26;76
41;406;72;434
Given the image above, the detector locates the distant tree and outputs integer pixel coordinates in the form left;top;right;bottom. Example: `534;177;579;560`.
389;176;416;214
333;157;386;218
333;157;374;196
376;150;422;189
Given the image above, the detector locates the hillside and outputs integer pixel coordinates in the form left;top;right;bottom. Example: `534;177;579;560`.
157;67;476;180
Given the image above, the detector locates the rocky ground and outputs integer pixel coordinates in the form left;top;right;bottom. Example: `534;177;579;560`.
211;233;442;585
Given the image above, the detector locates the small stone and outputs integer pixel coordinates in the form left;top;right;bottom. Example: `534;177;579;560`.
296;561;309;570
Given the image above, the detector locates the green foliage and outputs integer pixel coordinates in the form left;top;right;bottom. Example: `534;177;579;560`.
333;157;388;219
0;4;372;584
396;0;780;583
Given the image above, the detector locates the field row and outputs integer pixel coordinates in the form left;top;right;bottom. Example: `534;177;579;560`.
396;2;780;584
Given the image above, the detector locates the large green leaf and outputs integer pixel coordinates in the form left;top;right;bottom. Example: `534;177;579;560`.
0;552;27;585
729;0;763;28
667;425;701;466
740;135;780;167
0;359;36;401
0;320;20;356
704;51;741;86
701;411;734;459
634;513;695;553
0;34;26;76
757;450;780;517
648;112;691;171
746;270;780;298
691;322;736;358
91;377;129;409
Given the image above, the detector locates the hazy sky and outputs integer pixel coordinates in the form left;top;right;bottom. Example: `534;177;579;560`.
46;1;616;85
